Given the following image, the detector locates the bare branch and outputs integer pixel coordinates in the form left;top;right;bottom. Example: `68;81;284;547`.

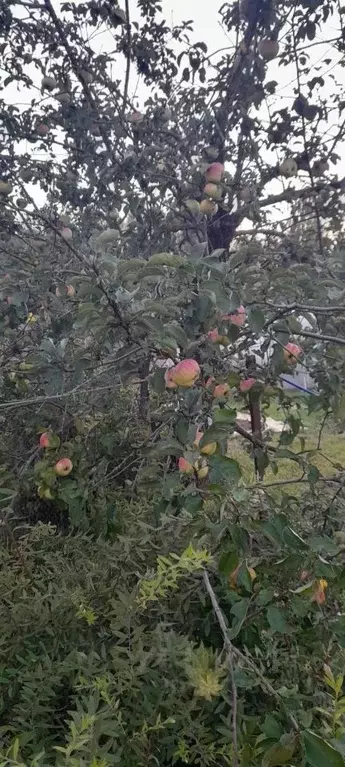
203;571;239;767
203;569;299;734
121;0;131;118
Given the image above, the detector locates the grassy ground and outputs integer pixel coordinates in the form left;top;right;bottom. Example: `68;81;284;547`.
228;395;345;492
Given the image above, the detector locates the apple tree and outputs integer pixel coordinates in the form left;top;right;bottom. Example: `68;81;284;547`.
1;0;345;763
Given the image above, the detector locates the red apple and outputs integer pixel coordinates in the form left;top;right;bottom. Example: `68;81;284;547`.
54;458;73;477
205;162;224;183
39;432;52;448
222;305;246;327
205;376;215;390
129;110;144;124
208;328;220;343
164;368;178;389
258;38;279;61
35;123;49;137
213;383;230;398
169;359;200;387
60;227;73;242
283;342;302;365
239;377;256;392
203;182;222;201
178;456;194;474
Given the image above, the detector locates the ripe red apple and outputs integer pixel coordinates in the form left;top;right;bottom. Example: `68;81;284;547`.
205;162;224;183
283;342;302;365
66;284;75;297
213;383;230;398
258;38;280;61
239;377;256;392
169;359;201;387
208;328;220;343
164;368;178;389
203;182;222;201
129;110;144;124
60;227;73;242
39;432;52;448
54;457;73;477
178;456;194;474
35;123;49;137
222;306;246;326
205;376;215;390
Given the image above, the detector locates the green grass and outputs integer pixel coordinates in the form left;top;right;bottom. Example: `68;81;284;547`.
228;397;345;493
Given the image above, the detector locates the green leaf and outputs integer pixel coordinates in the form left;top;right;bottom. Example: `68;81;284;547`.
148;253;186;267
151;368;166;394
165;322;189;348
275;448;301;463
209;455;242;484
282;527;308;551
229;598;249;639
249;307;265;333
257;588;275;606
262;715;283;740
181;494;203;514
308;465;320;486
288;316;303;333
262;741;295;767
266;606;292;635
174;418;190;445
117;258;143;276
144;301;180;319
218;550;239;576
237;564;254;592
141;316;166;334
303;730;345;767
149;439;184;458
199;425;229;445
213;407;237;425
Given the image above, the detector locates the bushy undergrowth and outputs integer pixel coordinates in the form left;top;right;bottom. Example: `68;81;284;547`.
1;497;345;766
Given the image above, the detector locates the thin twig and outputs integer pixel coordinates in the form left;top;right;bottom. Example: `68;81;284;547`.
247;475;342;490
203;571;239;767
203;569;299;733
121;0;131;118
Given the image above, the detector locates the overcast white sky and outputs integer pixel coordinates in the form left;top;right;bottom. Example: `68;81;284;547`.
4;0;345;217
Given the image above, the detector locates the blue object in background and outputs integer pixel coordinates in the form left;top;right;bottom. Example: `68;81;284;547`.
280;375;317;396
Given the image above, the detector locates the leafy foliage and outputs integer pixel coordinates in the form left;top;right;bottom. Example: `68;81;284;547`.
1;0;345;763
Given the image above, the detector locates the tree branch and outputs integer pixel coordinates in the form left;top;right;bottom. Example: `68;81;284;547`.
203;571;239;767
121;0;131;118
203;569;299;734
